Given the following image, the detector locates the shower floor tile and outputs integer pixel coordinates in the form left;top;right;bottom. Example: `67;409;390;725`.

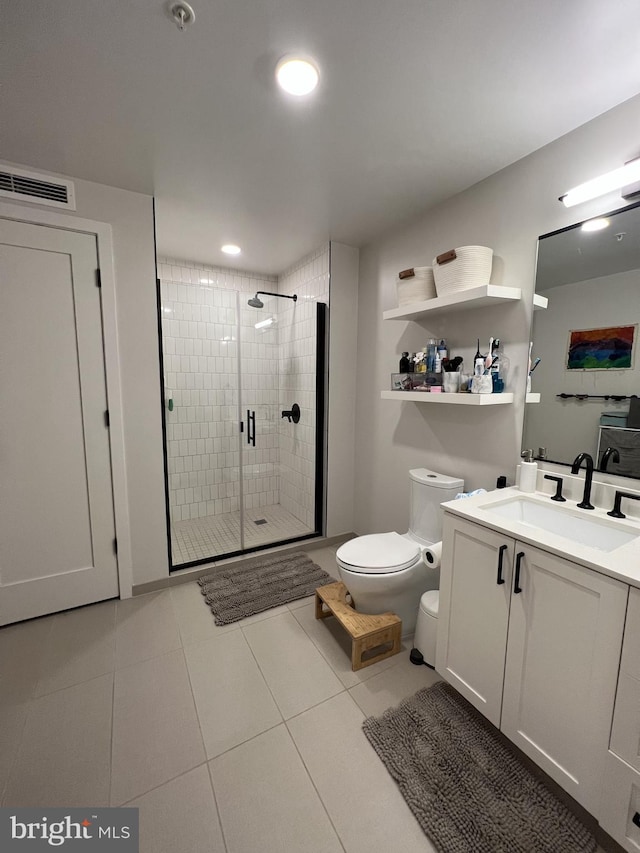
171;504;312;565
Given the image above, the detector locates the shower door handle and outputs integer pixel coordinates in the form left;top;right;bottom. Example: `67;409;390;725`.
247;409;256;446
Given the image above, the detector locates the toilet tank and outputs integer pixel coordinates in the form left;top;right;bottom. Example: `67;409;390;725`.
408;468;464;545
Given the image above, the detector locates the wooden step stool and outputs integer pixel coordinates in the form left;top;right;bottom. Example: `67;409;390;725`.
314;581;402;671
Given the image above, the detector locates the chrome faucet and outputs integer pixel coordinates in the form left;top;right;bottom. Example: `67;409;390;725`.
571;452;594;510
599;446;620;472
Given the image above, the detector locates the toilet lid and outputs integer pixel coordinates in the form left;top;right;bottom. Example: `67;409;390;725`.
337;532;421;574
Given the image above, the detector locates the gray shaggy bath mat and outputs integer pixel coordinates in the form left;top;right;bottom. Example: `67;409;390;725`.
198;551;332;624
362;680;597;853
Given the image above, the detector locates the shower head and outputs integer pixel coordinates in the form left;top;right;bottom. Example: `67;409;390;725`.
248;290;297;308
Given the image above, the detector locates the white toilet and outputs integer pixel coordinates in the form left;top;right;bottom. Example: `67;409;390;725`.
336;468;463;635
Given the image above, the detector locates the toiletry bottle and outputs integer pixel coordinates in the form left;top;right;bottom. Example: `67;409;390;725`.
399;352;410;372
519;450;538;493
438;339;447;362
427;338;437;372
410;353;418;374
416;350;426;373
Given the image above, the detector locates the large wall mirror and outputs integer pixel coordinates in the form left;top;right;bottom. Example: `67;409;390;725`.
523;200;640;481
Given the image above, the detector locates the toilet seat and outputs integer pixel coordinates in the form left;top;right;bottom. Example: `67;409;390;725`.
337;532;421;574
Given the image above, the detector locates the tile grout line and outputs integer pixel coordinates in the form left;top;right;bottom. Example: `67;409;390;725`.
283;718;348;853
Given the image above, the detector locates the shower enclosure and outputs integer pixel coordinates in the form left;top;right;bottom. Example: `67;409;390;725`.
157;259;327;568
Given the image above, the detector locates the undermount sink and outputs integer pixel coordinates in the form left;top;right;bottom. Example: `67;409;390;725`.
483;497;639;552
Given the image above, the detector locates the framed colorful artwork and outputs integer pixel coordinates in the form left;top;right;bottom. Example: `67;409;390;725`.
566;325;636;370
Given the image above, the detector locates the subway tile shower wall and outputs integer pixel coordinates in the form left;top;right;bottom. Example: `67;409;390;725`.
158;260;279;525
158;246;329;534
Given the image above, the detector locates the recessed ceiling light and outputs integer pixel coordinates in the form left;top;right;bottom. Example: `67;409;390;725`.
581;218;610;232
221;244;241;255
275;57;319;96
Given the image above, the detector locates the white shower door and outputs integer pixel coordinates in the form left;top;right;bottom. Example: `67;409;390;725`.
0;219;118;625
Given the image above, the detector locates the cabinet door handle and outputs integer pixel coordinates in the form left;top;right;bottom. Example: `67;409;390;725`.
633;812;640;829
514;551;524;594
496;544;507;585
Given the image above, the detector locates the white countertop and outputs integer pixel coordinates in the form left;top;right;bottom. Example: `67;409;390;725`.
442;486;640;589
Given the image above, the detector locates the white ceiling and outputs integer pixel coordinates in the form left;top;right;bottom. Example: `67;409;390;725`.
2;0;640;274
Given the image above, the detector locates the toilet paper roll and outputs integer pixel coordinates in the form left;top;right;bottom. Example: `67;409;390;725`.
423;541;442;570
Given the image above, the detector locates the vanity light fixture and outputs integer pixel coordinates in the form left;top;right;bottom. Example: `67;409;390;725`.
221;244;241;255
560;157;640;207
275;57;319;96
581;218;609;233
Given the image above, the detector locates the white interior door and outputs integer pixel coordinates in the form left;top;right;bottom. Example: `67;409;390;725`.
0;218;118;625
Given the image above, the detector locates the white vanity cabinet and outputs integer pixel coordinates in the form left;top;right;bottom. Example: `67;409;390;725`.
600;587;640;852
437;513;628;814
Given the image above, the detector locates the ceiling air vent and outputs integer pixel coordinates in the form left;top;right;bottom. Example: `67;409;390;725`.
0;166;76;210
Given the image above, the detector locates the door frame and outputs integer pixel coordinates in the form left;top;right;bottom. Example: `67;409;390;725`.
0;201;133;599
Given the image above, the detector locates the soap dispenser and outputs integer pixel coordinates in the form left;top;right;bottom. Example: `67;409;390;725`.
519;450;538;493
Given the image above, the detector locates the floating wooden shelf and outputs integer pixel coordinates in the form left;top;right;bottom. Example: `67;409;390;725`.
383;284;522;321
381;390;514;406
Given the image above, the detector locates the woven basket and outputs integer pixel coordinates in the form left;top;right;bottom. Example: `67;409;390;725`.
432;246;493;296
396;266;436;306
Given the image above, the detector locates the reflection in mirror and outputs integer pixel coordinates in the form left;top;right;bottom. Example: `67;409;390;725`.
523;201;640;481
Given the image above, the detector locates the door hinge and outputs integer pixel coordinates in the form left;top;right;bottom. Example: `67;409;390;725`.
104;409;110;427
113;537;118;555
95;268;102;288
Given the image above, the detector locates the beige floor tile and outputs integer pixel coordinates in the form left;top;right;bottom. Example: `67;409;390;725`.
170;582;239;646
0;615;54;799
0;701;29;801
3;673;113;807
292;601;405;688
184;631;282;759
0;615;54;702
242;613;344;719
34;600;116;696
209;725;342;853
116;591;182;669
234;603;291;626
127;765;225;853
303;546;340;579
286;593;315;611
288;692;435;852
111;649;205;805
348;655;441;718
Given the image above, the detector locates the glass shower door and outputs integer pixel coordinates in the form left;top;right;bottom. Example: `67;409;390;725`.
240;292;321;549
161;277;325;568
162;283;242;565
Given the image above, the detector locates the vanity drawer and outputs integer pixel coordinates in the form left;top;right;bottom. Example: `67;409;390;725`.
621;588;640;681
611;672;640;771
599;752;640;853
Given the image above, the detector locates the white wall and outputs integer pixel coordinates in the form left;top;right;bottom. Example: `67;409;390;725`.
354;94;640;537
278;245;330;530
0;162;167;586
326;242;359;537
524;270;638;462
